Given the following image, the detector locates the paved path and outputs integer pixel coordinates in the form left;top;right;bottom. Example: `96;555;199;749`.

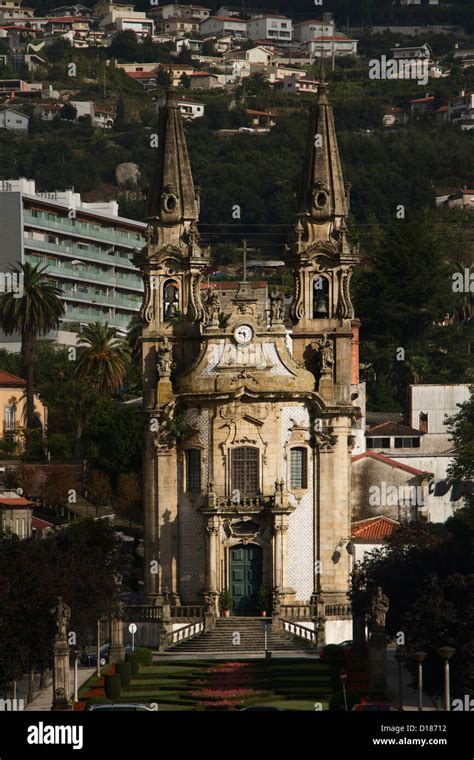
386;649;439;711
20;666;95;711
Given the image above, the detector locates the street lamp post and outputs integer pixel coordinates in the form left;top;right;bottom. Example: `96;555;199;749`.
414;652;427;711
437;646;456;711
394;648;404;711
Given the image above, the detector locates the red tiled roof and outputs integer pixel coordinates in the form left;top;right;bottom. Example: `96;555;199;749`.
352;451;433;477
188;71;216;77
246;108;276;116
46;16;89;22
352;516;399;541
0;370;26;387
410;96;435;104
32;515;53;529
127;71;156;78
366;420;423;437
0;497;34;507
209;16;246;23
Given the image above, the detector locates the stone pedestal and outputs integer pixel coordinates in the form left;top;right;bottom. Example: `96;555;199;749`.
318;369;334;403
51;639;71;711
368;629;389;701
109;611;125;664
352;613;366;658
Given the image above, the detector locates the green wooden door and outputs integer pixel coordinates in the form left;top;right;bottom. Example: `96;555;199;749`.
229;544;262;616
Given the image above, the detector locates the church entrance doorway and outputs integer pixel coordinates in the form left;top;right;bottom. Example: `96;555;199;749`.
229;544;262;616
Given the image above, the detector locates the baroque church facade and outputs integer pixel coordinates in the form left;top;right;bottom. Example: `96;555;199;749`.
134;73;360;620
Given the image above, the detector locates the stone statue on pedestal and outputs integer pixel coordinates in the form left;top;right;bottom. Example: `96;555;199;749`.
269;287;284;324
157;337;173;376
50;597;70;642
318;334;334;372
370;586;389;631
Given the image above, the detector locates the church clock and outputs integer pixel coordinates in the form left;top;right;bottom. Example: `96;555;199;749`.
233;324;253;345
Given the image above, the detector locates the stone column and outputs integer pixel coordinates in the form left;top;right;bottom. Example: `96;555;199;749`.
368;629;389;701
206;517;219;592
109;608;125;664
50;597;71;710
273;522;283;590
52;640;71;710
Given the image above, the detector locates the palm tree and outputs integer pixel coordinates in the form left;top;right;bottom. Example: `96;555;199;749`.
244;72;271;97
0;262;64;436
75;322;131;396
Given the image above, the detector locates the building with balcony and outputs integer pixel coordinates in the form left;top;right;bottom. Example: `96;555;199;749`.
246;15;292;44
0;369;47;446
200;15;247;40
0;178;145;349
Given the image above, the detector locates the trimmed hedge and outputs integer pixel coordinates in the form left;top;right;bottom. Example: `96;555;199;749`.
115;661;131;687
104;674;122;700
136;647;153;666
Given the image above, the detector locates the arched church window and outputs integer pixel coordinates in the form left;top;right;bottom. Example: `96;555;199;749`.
185;449;201;492
163;280;179;322
313;276;329;319
290;447;307;490
231;447;259;497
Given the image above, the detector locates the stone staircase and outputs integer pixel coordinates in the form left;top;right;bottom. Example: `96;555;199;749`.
170;617;315;655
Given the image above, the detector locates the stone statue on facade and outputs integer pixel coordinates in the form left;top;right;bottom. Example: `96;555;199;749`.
51;597;71;641
318;334;334;372
370;586;389;631
205;289;220;325
157;337;173;376
269;286;284;324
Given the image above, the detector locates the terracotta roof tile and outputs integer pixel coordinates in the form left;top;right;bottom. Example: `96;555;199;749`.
352;451;433;477
352;516;399;541
366;420;423;437
0;370;26;387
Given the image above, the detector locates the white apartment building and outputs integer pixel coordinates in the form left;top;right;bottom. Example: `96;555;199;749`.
246;15;292;44
306;34;358;58
0;178;145;348
293;17;335;43
200;15;247;39
0;0;35;19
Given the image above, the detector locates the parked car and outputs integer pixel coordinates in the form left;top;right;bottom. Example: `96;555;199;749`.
80;644;110;667
88;703;155;712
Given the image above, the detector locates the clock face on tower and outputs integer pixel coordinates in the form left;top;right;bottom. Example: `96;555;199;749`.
233;324;253;345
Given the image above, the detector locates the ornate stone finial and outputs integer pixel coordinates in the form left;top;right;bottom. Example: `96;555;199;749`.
156;337;173;377
295;218;303;242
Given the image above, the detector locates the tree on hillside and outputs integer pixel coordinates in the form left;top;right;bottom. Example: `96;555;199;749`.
108;31;140;62
60;102;77;122
88;470;112;516
116;472;142;527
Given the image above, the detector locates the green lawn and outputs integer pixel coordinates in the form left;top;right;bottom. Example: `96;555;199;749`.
111;659;332;711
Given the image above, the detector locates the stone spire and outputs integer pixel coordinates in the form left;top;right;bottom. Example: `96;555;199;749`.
296;60;348;242
147;84;199;231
